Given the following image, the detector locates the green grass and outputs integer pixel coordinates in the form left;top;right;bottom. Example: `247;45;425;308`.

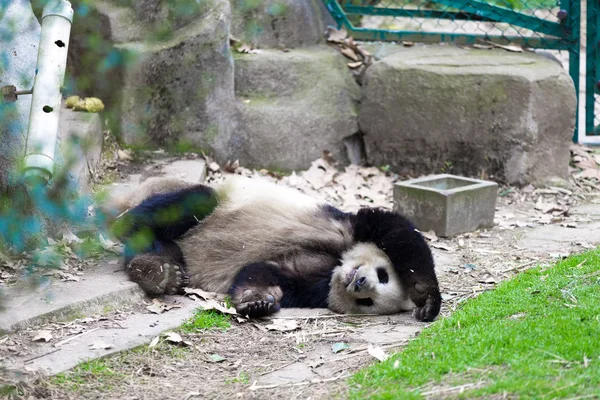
51;359;122;392
180;308;231;333
351;249;600;399
225;371;250;385
0;384;24;399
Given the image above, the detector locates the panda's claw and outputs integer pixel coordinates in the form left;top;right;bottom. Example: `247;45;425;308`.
236;299;280;318
159;263;185;295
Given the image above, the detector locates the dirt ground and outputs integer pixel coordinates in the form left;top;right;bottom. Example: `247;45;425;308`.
4;141;600;399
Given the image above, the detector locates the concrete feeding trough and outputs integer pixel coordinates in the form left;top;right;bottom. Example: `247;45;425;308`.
393;174;498;237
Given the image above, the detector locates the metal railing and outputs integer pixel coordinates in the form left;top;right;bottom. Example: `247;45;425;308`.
322;0;590;141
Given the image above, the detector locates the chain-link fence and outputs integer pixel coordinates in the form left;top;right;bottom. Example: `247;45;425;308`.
323;0;589;140
584;0;599;138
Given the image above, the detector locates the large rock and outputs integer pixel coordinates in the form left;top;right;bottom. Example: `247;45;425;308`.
118;0;237;157
231;46;360;170
230;0;333;49
359;45;577;186
0;0;40;191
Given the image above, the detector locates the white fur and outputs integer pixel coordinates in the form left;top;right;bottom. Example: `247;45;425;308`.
328;243;415;314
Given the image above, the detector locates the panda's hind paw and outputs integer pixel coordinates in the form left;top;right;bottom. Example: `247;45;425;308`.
159;263;185;295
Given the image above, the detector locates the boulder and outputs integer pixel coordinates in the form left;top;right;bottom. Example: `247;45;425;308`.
231;46;360;170
0;0;40;191
230;0;333;49
359;45;577;186
118;0;237;159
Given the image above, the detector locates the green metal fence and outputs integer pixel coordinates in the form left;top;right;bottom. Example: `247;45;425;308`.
322;0;594;142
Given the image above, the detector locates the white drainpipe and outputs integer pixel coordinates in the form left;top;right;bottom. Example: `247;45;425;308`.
23;0;73;186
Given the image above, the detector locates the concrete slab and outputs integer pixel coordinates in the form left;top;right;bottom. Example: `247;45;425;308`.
517;221;600;253
3;296;198;378
0;262;144;334
571;203;600;216
143;159;207;184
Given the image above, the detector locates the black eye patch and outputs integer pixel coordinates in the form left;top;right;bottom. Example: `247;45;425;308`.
376;267;389;284
356;298;374;307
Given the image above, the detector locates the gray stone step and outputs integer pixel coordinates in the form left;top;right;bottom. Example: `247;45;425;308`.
2;296;198;378
0;262;143;334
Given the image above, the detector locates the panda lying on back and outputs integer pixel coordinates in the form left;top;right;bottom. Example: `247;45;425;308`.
107;175;442;322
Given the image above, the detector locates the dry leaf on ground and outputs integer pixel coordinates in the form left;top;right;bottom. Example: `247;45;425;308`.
265;319;299;332
32;330;53;342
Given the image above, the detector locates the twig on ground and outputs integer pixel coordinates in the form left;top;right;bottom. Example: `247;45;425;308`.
24;348;61;363
248;373;349;391
54;327;100;348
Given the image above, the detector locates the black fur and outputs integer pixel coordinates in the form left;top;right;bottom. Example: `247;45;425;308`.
112;184;218;260
229;261;333;312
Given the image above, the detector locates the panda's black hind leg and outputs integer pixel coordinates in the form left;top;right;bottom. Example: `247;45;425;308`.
126;254;186;296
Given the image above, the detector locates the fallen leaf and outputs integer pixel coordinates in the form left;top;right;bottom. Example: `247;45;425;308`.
184;287;227;302
340;47;359;61
402;41;415;47
98;234;120;253
90;341;112;350
332;342;350;353
367;344;389;362
208;162;220;172
32;330;53;342
194;298;237;315
420;231;438;242
61;228;83;244
209;354;226;363
326;27;347;43
163;331;183;344
485;41;523;52
148;336;160;348
431;243;454;252
265;319;299;332
146;298;183;314
118;149;133;161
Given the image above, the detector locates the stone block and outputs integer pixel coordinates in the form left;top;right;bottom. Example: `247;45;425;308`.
232;46;360;170
360;45;577;186
118;0;237;158
394;174;498;237
230;0;333;49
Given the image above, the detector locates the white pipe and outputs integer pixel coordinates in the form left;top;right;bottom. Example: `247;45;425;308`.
23;0;73;186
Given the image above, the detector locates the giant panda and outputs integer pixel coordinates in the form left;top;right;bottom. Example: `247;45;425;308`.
106;174;442;322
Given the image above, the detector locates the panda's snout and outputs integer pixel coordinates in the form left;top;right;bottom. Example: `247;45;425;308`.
355;276;367;292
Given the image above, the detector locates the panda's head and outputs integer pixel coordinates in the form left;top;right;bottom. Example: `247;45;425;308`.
328;243;415;316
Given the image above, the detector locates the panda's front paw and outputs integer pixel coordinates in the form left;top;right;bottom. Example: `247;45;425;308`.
236;292;281;318
413;296;441;322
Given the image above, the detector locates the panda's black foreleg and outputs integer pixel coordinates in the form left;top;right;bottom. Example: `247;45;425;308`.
124;241;188;297
228;262;284;318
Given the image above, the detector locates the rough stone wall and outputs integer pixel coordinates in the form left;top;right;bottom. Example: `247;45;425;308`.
358;46;576;185
0;0;40;191
36;0;578;185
